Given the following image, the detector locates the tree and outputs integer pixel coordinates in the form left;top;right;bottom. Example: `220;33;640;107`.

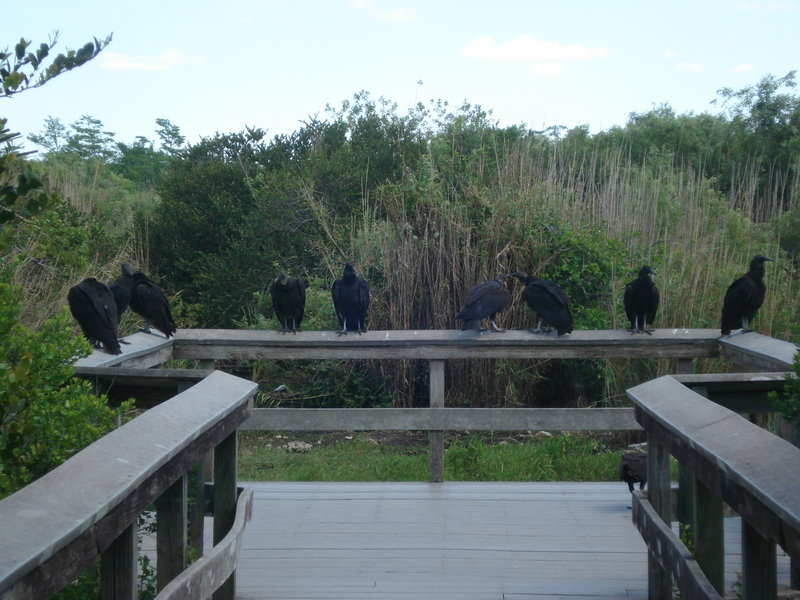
28;115;68;153
65;115;116;160
155;118;185;156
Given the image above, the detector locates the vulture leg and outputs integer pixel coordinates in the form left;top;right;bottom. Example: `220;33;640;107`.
490;318;505;333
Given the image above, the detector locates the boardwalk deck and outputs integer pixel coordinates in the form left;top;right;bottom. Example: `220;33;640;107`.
212;482;791;600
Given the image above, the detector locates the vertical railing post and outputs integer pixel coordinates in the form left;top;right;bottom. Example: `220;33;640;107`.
742;520;776;599
213;430;238;600
695;479;724;594
647;438;672;599
777;414;800;589
156;474;188;592
429;359;445;483
100;522;137;600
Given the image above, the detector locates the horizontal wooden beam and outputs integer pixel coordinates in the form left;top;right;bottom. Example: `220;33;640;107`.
628;375;800;562
173;328;721;360
719;332;796;372
241;407;641;432
73;331;173;369
0;371;257;600
672;372;788;414
74;367;213;389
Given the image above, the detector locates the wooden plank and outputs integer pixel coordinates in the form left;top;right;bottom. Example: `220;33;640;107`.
628;375;800;562
155;488;253;600
0;371;256;600
631;491;724;600
213;432;239;600
428;360;445;483
156;476;187;592
99;523;137;600
73;367;213;389
241;407;642;432
743;519;777;599
73;332;173;368
172;328;721;360
719;332;796;372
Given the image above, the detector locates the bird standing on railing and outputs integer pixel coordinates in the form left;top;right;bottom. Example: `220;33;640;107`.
720;254;772;336
624;265;659;335
68;278;122;355
109;262;134;319
270;272;308;333
130;270;178;339
332;262;369;335
510;271;573;336
457;274;511;332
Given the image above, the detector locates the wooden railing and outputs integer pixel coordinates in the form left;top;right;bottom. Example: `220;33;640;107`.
6;327;795;600
0;370;257;600
629;373;800;600
175;328;723;482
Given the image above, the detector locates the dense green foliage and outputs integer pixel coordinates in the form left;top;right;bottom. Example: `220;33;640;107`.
9;70;800;412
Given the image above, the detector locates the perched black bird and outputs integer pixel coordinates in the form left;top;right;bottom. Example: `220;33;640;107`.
720;254;773;336
129;271;178;338
619;451;647;493
624;265;659;335
456;274;511;332
332;262;369;334
109;263;134;319
270;272;308;333
67;278;122;355
510;271;573;336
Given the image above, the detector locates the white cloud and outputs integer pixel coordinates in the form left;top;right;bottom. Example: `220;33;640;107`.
731;62;755;72
101;49;206;72
463;35;610;75
663;50;677;59
675;61;704;72
349;0;418;21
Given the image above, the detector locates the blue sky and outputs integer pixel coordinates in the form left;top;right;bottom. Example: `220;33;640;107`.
2;0;798;151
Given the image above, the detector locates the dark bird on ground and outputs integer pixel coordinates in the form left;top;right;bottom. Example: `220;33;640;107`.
270;272;308;333
67;278;122;355
619;451;647;493
129;271;178;338
456;274;511;332
510;271;573;336
720;254;773;336
624;265;659;335
109;262;134;320
332;262;369;334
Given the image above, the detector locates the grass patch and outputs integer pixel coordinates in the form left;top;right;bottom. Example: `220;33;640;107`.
238;431;627;482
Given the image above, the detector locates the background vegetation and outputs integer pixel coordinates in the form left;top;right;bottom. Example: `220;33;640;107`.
3;28;800;501
8;69;800;417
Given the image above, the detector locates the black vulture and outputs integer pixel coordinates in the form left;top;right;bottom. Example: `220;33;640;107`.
624;265;659;335
510;271;573;336
456;274;511;332
109;262;134;319
67;278;122;355
129;271;178;338
619;451;647;493
270;272;309;333
720;254;773;336
332;262;369;334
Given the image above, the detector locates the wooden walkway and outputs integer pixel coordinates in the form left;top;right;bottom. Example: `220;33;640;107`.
183;482;769;600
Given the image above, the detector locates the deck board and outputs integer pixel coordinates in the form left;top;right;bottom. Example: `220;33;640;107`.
144;482;793;599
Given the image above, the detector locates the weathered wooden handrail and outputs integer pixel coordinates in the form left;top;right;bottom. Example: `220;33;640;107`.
628;374;800;600
154;487;254;600
173;328;722;360
0;370;257;600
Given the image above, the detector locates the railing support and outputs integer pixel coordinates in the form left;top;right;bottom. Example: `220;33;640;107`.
429;360;445;483
695;478;724;594
742;520;776;599
647;439;672;599
213;431;239;600
156;475;188;592
100;522;137;600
